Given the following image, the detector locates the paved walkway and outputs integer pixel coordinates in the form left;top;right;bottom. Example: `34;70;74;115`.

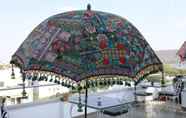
74;101;186;118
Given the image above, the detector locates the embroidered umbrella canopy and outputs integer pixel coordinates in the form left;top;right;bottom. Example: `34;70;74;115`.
10;5;163;117
177;41;186;63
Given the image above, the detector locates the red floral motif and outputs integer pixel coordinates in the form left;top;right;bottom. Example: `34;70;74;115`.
84;11;94;19
116;21;123;28
59;47;65;52
99;39;107;49
52;40;62;52
47;21;56;28
103;56;109;65
180;55;184;62
140;70;144;75
117;43;125;49
64;43;70;50
119;57;125;64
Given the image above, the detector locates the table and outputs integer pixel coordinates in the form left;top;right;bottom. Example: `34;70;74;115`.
69;95;132;118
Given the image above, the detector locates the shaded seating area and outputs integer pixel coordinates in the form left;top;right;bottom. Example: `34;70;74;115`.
10;4;165;118
158;76;184;104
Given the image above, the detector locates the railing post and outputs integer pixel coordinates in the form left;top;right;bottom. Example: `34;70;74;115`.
21;71;27;97
84;80;88;118
161;69;165;87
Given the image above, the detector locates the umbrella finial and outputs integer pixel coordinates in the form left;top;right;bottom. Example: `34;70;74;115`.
87;4;91;11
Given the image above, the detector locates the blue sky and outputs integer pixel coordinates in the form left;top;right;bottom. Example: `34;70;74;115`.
0;0;186;63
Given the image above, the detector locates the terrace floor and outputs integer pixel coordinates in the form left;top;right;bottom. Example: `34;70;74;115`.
74;101;186;118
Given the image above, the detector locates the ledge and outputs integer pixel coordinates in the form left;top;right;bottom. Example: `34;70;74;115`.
7;97;62;110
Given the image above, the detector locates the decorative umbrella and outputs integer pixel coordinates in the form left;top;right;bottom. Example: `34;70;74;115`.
10;4;164;118
177;41;186;63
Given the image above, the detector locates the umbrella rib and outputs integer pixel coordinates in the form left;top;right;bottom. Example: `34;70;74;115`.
38;28;61;61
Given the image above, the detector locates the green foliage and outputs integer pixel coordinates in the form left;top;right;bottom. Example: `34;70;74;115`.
146;74;162;82
0;64;11;70
145;64;186;85
164;64;186;76
161;78;165;86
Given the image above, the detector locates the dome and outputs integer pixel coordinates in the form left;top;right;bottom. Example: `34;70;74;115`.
11;9;162;83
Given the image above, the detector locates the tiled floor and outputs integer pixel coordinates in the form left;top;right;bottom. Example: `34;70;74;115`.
75;101;186;118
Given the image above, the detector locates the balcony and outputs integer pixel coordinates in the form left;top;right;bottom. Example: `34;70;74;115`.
1;84;186;118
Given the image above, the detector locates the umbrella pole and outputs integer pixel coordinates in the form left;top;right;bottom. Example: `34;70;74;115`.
85;80;88;118
134;82;137;102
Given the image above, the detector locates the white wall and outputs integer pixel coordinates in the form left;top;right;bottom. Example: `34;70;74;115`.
8;100;64;118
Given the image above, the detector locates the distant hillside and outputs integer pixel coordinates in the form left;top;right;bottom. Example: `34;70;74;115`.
0;64;11;70
155;49;178;64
